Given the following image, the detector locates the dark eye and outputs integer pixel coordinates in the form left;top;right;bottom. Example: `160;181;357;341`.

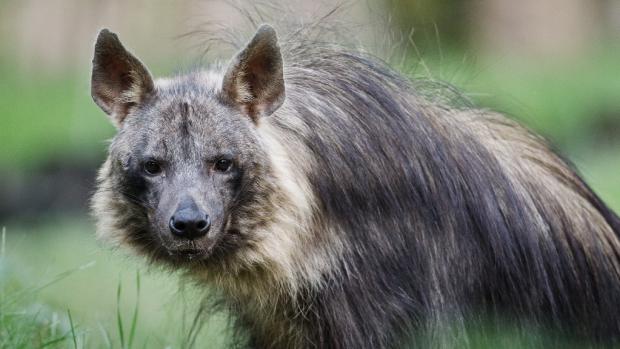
214;158;233;172
143;160;162;175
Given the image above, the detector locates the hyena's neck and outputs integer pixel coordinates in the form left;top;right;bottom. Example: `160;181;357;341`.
237;120;346;290
228;289;310;349
213;119;354;348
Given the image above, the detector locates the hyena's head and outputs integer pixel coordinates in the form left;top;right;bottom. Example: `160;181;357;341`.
90;25;291;272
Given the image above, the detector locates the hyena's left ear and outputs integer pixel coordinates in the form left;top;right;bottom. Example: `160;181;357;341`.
221;24;285;121
91;29;154;127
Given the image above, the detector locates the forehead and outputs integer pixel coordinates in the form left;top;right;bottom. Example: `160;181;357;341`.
123;72;254;159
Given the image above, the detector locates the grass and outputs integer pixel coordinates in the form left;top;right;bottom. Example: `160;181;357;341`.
0;220;231;348
0;257;93;348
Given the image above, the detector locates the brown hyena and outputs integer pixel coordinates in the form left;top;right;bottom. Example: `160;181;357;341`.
90;24;620;348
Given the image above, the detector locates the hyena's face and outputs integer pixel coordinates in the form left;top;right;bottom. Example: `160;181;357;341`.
91;26;285;267
106;95;266;262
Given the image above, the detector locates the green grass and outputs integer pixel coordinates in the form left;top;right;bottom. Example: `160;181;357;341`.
0;220;231;348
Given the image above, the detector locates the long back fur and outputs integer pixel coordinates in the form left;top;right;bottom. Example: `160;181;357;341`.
142;5;620;348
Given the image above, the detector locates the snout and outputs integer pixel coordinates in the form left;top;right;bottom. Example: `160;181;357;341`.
169;199;211;240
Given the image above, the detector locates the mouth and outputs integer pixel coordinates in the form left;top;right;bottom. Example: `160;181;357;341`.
166;247;210;261
151;227;243;264
163;236;218;259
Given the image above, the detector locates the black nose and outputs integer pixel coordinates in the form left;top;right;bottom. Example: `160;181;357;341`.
169;204;211;239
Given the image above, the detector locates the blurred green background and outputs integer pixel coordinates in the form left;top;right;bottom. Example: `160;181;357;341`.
0;0;618;347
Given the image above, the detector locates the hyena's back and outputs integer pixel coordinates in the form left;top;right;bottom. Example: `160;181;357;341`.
259;40;620;346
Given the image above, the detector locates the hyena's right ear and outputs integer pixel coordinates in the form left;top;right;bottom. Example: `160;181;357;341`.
91;29;154;127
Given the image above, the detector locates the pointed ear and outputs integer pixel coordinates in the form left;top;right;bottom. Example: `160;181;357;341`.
91;29;154;127
221;24;285;121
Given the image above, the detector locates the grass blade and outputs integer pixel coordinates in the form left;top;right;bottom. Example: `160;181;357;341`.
117;282;125;349
3;261;96;308
67;309;78;349
128;270;140;349
40;333;68;348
